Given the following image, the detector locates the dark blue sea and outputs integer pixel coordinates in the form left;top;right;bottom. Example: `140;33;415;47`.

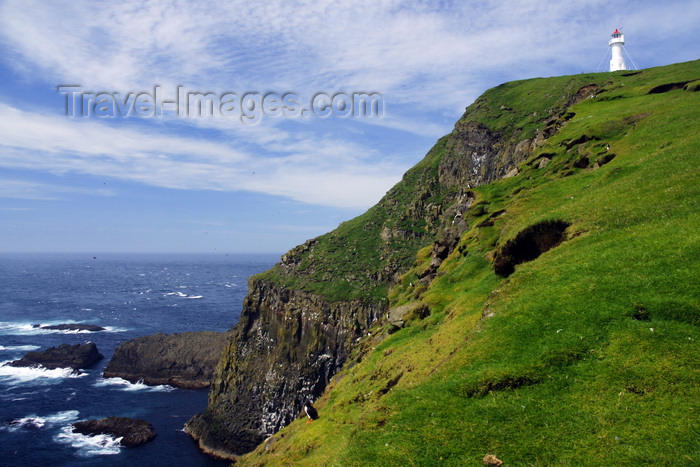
0;253;278;466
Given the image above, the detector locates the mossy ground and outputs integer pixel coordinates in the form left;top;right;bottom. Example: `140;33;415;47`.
238;61;700;466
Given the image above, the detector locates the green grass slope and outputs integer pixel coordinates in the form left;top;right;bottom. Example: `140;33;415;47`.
240;60;700;466
255;137;451;303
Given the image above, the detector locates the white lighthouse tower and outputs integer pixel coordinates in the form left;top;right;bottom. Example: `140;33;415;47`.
609;29;627;71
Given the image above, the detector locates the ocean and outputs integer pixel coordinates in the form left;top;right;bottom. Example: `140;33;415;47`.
0;253;278;466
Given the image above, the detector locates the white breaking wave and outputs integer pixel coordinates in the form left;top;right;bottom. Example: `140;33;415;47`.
3;410;79;432
0;345;41;352
95;376;175;392
101;326;128;333
164;291;188;297
6;411;123;456
0;321;126;335
55;425;122;456
0;361;87;385
164;291;202;299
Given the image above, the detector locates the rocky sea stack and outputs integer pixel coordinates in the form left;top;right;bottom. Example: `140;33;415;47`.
72;416;156;447
104;331;232;389
7;342;103;370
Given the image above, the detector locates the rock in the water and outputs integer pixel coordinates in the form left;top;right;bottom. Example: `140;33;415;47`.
72;416;155;447
40;323;106;332
7;342;103;370
104;331;231;389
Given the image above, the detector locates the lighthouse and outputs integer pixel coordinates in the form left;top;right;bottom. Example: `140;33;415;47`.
609;29;627;72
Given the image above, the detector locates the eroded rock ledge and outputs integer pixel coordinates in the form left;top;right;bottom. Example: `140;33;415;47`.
7;342;103;370
104;331;232;389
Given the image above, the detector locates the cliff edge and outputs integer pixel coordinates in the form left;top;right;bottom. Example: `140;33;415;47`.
188;60;700;461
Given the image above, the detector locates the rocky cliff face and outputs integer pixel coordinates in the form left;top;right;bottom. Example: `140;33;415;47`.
439;120;537;188
187;76;602;458
185;279;382;457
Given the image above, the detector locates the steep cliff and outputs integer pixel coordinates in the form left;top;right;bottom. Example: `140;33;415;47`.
187;129;461;458
185;280;384;456
189;60;700;461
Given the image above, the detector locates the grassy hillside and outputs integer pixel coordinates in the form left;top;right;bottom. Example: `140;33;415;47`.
255;137;452;303
239;61;700;465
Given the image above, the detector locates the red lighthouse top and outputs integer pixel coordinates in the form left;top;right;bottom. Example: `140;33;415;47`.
612;29;622;36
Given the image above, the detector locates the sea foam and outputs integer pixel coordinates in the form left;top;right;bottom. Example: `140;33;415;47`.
6;410;123;456
95;376;175;392
4;410;79;432
164;291;202;299
0;321;126;335
55;425;122;456
0;361;87;385
0;345;41;352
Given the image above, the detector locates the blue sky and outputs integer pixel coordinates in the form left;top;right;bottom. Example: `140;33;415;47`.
0;0;698;254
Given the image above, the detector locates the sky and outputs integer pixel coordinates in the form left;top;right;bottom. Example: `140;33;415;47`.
0;0;698;254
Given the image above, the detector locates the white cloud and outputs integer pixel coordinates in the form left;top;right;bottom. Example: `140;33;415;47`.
0;178;115;200
0;0;697;211
0;104;244;163
0;2;621;105
0;103;406;208
3;1;697;112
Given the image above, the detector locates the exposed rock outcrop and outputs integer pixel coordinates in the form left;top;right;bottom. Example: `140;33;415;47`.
72;416;155;447
418;226;462;285
36;323;106;332
439;121;501;188
186;279;383;457
387;302;430;329
7;342;103;370
104;331;231;389
438;82;603;191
